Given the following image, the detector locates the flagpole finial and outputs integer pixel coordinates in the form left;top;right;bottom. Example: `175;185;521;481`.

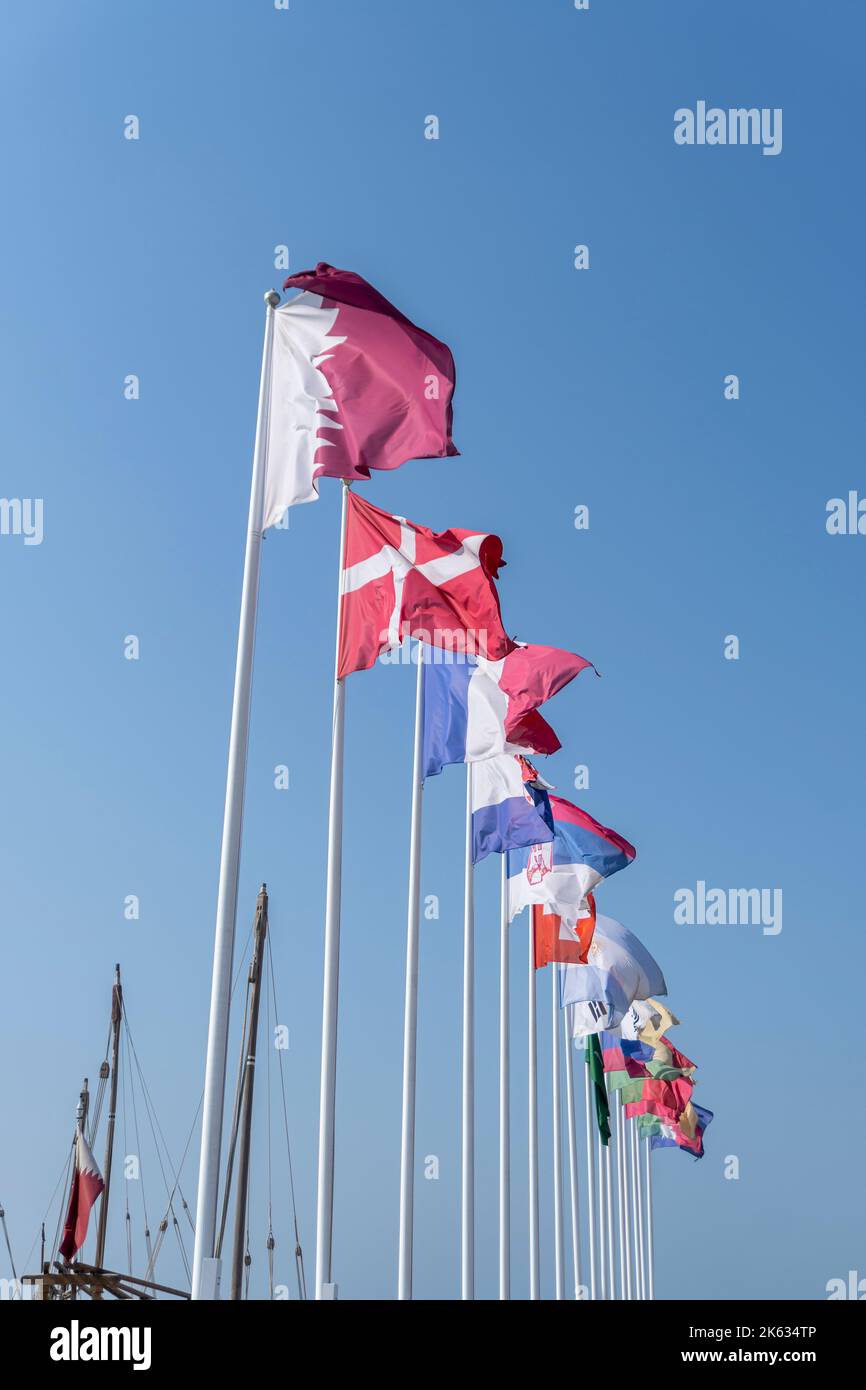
264;289;280;308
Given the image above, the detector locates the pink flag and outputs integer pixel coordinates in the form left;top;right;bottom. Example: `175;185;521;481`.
59;1128;105;1263
263;264;457;525
339;493;511;677
498;644;596;748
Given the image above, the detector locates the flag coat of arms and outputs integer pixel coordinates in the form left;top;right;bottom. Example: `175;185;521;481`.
507;795;636;930
422;644;594;777
59;1128;105;1262
338;493;511;676
263;264;457;524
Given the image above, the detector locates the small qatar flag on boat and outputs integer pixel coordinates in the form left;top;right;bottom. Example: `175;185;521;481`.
471;753;554;864
339;493;512;677
59;1128;105;1262
507;794;635;929
422;644;594;777
263;264;457;525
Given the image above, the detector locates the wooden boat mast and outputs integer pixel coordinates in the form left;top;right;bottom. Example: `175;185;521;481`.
94;964;122;1268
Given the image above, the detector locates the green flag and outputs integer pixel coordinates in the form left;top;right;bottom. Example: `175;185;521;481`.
585;1035;611;1145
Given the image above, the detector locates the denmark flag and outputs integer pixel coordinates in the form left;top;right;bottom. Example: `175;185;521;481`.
339;493;512;677
58;1128;105;1263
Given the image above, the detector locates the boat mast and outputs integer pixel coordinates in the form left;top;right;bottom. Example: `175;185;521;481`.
230;884;268;1300
94;964;122;1268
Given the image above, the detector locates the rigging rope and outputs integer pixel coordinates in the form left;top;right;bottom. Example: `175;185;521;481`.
0;1201;18;1281
20;1148;73;1276
266;933;307;1299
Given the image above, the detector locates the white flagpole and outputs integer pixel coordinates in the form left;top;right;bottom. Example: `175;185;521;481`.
597;1128;607;1299
616;1093;632;1299
604;1081;615;1299
461;762;475;1300
498;856;510;1300
632;1119;646;1300
631;1112;644;1295
314;478;351;1300
563;1009;581;1300
645;1136;655;1300
527;915;540;1300
397;643;425;1299
551;967;565;1300
191;289;279;1301
583;1043;597;1300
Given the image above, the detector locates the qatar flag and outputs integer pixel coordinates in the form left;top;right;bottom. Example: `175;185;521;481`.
338;493;512;676
263;264;457;525
59;1128;105;1263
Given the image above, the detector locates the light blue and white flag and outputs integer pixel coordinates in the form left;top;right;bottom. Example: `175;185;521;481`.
563;913;667;1032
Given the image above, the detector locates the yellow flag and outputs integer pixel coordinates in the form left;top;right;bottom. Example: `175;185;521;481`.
638;998;680;1049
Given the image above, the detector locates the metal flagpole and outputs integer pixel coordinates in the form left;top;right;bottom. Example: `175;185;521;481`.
397;643;426;1299
631;1112;644;1295
597;1128;607;1299
604;1087;615;1300
563;1008;582;1300
314;478;352;1300
498;856;510;1300
632;1120;646;1300
461;762;475;1300
551;967;565;1300
645;1136;655;1300
527;914;540;1299
616;1093;632;1299
192;289;279;1301
583;1042;597;1300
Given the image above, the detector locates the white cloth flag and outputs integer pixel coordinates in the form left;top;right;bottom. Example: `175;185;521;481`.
561;914;666;1032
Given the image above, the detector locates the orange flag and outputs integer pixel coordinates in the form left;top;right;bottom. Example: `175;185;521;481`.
532;891;596;969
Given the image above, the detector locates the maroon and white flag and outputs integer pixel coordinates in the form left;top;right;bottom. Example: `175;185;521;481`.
58;1128;105;1263
263;264;457;525
338;493;512;677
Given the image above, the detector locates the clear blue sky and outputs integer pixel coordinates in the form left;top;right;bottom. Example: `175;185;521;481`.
1;0;863;1300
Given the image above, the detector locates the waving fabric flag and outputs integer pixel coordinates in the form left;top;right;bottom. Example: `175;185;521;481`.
647;1038;696;1081
263;263;457;523
561;913;667;1030
600;1031;653;1089
422;644;594;777
338;494;511;676
636;999;680;1049
532;894;596;969
507;795;636;929
470;754;554;863
646;1104;713;1158
59;1128;105;1262
620;999;665;1041
623;1074;694;1124
585;1034;611;1145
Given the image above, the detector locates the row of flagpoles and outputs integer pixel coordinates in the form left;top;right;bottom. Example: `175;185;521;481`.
189;266;710;1300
